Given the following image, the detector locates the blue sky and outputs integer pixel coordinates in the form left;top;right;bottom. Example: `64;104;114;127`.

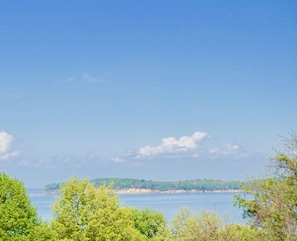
1;1;296;188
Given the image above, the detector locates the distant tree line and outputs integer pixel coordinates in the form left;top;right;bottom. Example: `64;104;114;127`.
44;178;243;193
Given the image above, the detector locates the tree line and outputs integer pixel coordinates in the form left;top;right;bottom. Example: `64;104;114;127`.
1;132;297;240
45;178;243;193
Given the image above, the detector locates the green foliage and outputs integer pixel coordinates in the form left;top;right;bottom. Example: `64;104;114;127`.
132;208;168;240
51;177;146;241
0;172;54;241
45;178;243;193
169;207;258;241
234;132;297;241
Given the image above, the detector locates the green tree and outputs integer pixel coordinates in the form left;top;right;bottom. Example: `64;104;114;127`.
132;208;168;240
0;172;53;241
235;132;297;240
51;177;145;241
169;207;258;241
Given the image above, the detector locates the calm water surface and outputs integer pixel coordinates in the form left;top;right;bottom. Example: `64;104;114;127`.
28;189;245;223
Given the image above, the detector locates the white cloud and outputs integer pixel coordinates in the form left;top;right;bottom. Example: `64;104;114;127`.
0;131;20;161
111;157;126;163
66;77;75;82
82;72;100;84
111;131;209;163
0;131;13;153
34;155;70;168
65;72;111;84
19;159;29;166
0;151;20;161
111;131;248;163
137;131;209;158
208;144;243;157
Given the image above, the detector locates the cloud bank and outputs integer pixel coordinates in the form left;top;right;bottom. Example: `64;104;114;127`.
0;131;20;161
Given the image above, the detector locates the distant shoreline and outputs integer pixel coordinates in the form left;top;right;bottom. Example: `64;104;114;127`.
114;188;242;195
44;177;243;195
45;188;242;195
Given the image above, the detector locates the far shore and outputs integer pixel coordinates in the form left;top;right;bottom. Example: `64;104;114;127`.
114;188;242;195
45;188;242;195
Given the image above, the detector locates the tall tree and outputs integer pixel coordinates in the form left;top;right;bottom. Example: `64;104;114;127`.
235;132;297;241
0;172;53;241
51;177;146;241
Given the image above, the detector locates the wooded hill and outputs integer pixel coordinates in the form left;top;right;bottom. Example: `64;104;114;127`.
44;178;243;193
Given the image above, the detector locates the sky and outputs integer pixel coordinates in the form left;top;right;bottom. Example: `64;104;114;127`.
1;1;296;188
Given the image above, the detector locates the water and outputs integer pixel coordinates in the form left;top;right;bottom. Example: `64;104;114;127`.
28;189;244;224
119;192;244;223
29;189;57;221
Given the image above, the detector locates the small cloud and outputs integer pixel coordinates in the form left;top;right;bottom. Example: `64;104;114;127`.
0;131;13;153
208;143;244;158
19;159;29;166
0;151;20;161
34;159;48;168
65;72;111;84
34;155;68;169
82;72;99;84
66;77;75;82
82;72;111;84
34;151;104;169
226;144;239;152
87;149;102;160
111;157;126;163
137;131;209;158
112;131;210;163
0;131;20;161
